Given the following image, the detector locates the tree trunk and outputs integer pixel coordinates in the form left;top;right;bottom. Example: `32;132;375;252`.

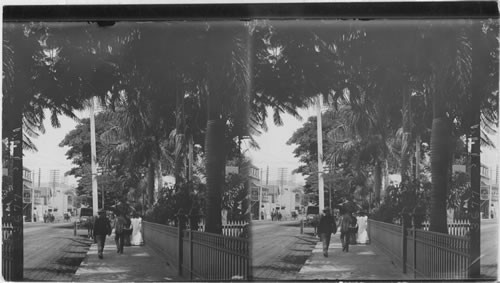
401;90;411;184
374;160;382;204
174;89;186;186
188;135;194;182
204;118;225;234
381;159;389;200
156;160;162;192
429;90;450;234
7;104;24;280
468;20;483;278
147;160;155;207
415;135;421;181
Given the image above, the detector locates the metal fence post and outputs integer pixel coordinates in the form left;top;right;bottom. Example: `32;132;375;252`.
188;212;199;281
177;209;185;277
300;219;304;234
413;226;417;278
74;221;77;236
401;209;410;274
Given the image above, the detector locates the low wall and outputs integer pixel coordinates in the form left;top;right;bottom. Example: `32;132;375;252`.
143;221;178;266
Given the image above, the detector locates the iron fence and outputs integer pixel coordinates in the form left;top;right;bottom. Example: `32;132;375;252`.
2;218;23;281
408;229;470;279
143;221;250;281
367;219;403;264
196;220;249;237
368;219;470;280
182;229;250;280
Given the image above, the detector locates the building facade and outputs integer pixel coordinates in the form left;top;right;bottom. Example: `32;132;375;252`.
22;167;34;221
480;163;498;219
33;181;75;222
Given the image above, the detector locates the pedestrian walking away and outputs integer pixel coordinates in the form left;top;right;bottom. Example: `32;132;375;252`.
114;212;127;254
130;213;144;246
339;210;353;252
317;207;337;257
93;209;112;259
124;214;132;246
349;212;358;245
356;211;369;244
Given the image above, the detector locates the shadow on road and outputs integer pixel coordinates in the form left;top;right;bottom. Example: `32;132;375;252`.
55;256;86;268
280;221;300;227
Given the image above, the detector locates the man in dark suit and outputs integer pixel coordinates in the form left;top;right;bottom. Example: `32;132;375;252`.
93;209;111;259
317;207;337;257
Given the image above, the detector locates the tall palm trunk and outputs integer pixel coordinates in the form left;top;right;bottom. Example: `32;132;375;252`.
7;103;24;280
204;117;225;234
147;160;155;207
187;135;194;182
374;160;382;204
429;90;450;234
415;135;421;181
468;20;483;278
401;91;412;184
174;89;186;185
382;159;389;200
156;161;162;192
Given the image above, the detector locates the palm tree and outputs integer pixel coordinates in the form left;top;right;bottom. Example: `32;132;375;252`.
199;23;251;233
2;22;116;280
421;22;473;233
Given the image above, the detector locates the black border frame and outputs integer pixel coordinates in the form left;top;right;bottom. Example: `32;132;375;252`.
3;2;499;22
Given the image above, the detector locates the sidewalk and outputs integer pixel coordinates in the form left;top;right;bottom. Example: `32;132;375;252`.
296;235;410;281
73;235;182;282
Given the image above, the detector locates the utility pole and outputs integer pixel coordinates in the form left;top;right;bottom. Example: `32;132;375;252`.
266;166;269;186
278;168;287;210
31;171;35;222
259;168;263;220
101;180;105;210
90;97;98;216
259;184;263;220
316;95;325;212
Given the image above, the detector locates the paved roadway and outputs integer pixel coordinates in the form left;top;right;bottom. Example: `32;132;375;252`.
23;221;93;281
251;220;317;280
481;219;498;279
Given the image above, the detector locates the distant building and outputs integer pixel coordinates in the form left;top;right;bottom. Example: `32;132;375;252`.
22;167;34;221
248;166;261;220
34;181;75;221
480;163;498;219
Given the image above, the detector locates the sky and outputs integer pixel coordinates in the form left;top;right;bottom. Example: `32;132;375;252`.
246;107;316;186
22;107;313;188
23;110;87;186
22;105;500;188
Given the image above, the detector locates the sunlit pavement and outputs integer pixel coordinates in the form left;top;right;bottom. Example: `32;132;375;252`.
297;235;410;281
73;234;181;282
481;219;498;279
297;220;498;281
252;221;317;280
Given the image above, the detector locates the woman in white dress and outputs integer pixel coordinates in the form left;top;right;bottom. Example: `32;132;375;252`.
356;213;369;244
130;214;144;246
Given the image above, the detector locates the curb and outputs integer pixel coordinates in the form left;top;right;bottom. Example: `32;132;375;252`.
72;238;96;282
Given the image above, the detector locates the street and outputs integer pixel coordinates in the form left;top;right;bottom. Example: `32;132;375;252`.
251;219;498;280
481;219;498;278
23;221;92;281
251;219;317;280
